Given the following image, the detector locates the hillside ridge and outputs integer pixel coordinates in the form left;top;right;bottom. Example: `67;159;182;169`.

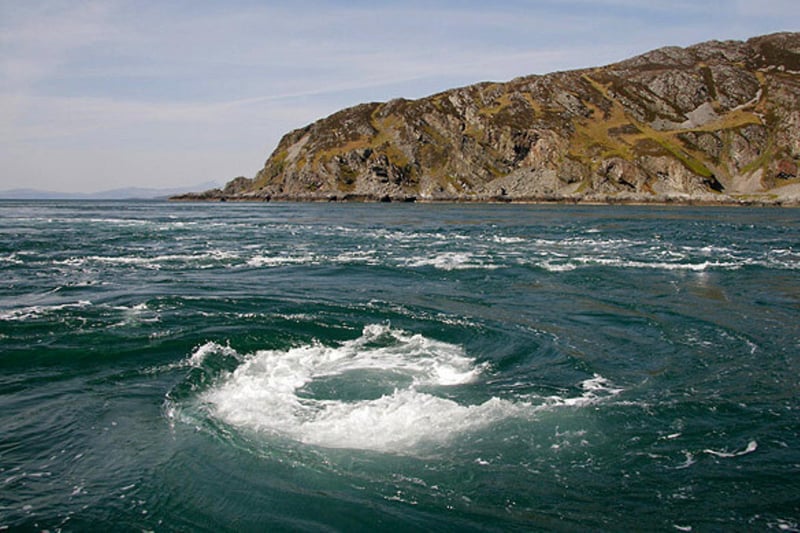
175;32;800;205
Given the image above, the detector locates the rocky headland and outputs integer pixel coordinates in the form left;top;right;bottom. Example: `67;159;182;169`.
174;32;800;205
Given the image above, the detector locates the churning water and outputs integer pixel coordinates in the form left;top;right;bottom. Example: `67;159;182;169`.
1;201;799;531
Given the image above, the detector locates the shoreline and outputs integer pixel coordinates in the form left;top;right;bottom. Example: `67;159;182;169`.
169;193;800;207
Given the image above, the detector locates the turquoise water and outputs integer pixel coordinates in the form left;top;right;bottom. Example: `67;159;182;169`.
1;201;799;531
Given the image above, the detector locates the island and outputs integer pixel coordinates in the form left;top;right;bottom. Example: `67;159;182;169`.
173;32;800;205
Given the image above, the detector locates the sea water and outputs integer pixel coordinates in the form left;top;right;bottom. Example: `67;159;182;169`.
1;201;798;531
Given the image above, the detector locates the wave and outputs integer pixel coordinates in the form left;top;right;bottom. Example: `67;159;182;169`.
85;217;150;226
166;325;621;453
246;254;318;267
491;236;526;244
0;253;25;265
333;250;379;264
0;300;93;321
404;252;499;271
56;250;240;269
0;300;162;326
539;258;745;272
703;440;758;458
48;252;798;272
26;229;797;274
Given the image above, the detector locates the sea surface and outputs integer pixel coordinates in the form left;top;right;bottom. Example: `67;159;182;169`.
1;200;799;532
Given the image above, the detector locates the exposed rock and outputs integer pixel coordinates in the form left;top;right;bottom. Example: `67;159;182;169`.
176;32;800;205
777;159;798;179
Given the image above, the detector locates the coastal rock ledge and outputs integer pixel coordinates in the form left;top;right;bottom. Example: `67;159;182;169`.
174;32;800;205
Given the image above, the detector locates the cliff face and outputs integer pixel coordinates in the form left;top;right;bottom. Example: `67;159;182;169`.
182;32;800;204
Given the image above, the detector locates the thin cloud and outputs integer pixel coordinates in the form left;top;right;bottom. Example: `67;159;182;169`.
0;1;117;88
2;0;798;192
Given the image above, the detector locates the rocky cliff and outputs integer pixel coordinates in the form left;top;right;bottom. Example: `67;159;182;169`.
177;32;800;204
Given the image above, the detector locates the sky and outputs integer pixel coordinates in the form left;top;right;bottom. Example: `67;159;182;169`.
1;0;798;193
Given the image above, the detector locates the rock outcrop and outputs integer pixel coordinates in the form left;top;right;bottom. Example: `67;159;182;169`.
175;32;800;204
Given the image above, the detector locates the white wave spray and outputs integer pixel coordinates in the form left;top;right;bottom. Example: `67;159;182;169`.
178;325;620;453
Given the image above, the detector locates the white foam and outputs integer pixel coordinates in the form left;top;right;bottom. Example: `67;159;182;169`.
333;250;378;265
86;217;149;226
540;374;622;407
188;341;240;367
492;236;526;244
773;519;800;532
703;440;757;458
0;253;24;265
492;235;800;272
57;250;239;269
194;326;620;453
674;451;696;470
540;262;578;272
539;257;743;272
150;341;242;377
579;374;623;394
405;252;498;271
696;245;734;255
113;303;149;312
246;254;317;267
579;257;742;271
0;300;92;321
200;325;501;451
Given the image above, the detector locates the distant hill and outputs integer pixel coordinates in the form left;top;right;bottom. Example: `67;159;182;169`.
1;182;221;200
176;32;800;205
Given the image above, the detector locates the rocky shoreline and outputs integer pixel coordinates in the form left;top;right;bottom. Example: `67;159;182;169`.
171;190;800;207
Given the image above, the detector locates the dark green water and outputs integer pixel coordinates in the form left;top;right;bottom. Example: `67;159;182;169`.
1;201;799;532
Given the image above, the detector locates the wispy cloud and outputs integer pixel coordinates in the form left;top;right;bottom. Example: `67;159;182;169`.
0;1;117;88
1;0;798;192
